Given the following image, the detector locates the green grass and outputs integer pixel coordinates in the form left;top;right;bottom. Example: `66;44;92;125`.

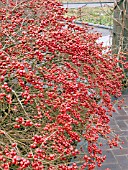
65;6;113;26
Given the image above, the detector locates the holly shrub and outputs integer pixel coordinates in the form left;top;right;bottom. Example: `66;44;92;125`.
0;0;127;170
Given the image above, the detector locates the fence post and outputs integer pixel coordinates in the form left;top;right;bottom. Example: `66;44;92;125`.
67;1;68;9
78;7;82;21
112;0;128;82
112;0;128;54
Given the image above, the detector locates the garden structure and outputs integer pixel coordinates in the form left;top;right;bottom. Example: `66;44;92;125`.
113;0;128;88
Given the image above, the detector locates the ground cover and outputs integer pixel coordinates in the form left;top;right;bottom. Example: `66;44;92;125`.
65;6;113;26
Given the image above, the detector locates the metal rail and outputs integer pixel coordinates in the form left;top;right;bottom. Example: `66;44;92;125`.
63;2;114;9
75;21;113;30
62;2;114;5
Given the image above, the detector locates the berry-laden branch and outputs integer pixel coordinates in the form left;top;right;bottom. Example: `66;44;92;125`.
0;0;126;169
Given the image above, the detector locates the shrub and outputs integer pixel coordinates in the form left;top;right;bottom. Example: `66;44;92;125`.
0;0;125;169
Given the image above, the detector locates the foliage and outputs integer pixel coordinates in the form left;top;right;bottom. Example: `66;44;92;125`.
0;0;126;169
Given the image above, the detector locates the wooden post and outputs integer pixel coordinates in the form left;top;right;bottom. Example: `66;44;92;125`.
112;0;128;55
112;0;128;81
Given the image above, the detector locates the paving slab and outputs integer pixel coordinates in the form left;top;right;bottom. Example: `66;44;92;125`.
97;163;122;170
96;95;128;170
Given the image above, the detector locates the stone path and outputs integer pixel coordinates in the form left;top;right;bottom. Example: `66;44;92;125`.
97;95;128;170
